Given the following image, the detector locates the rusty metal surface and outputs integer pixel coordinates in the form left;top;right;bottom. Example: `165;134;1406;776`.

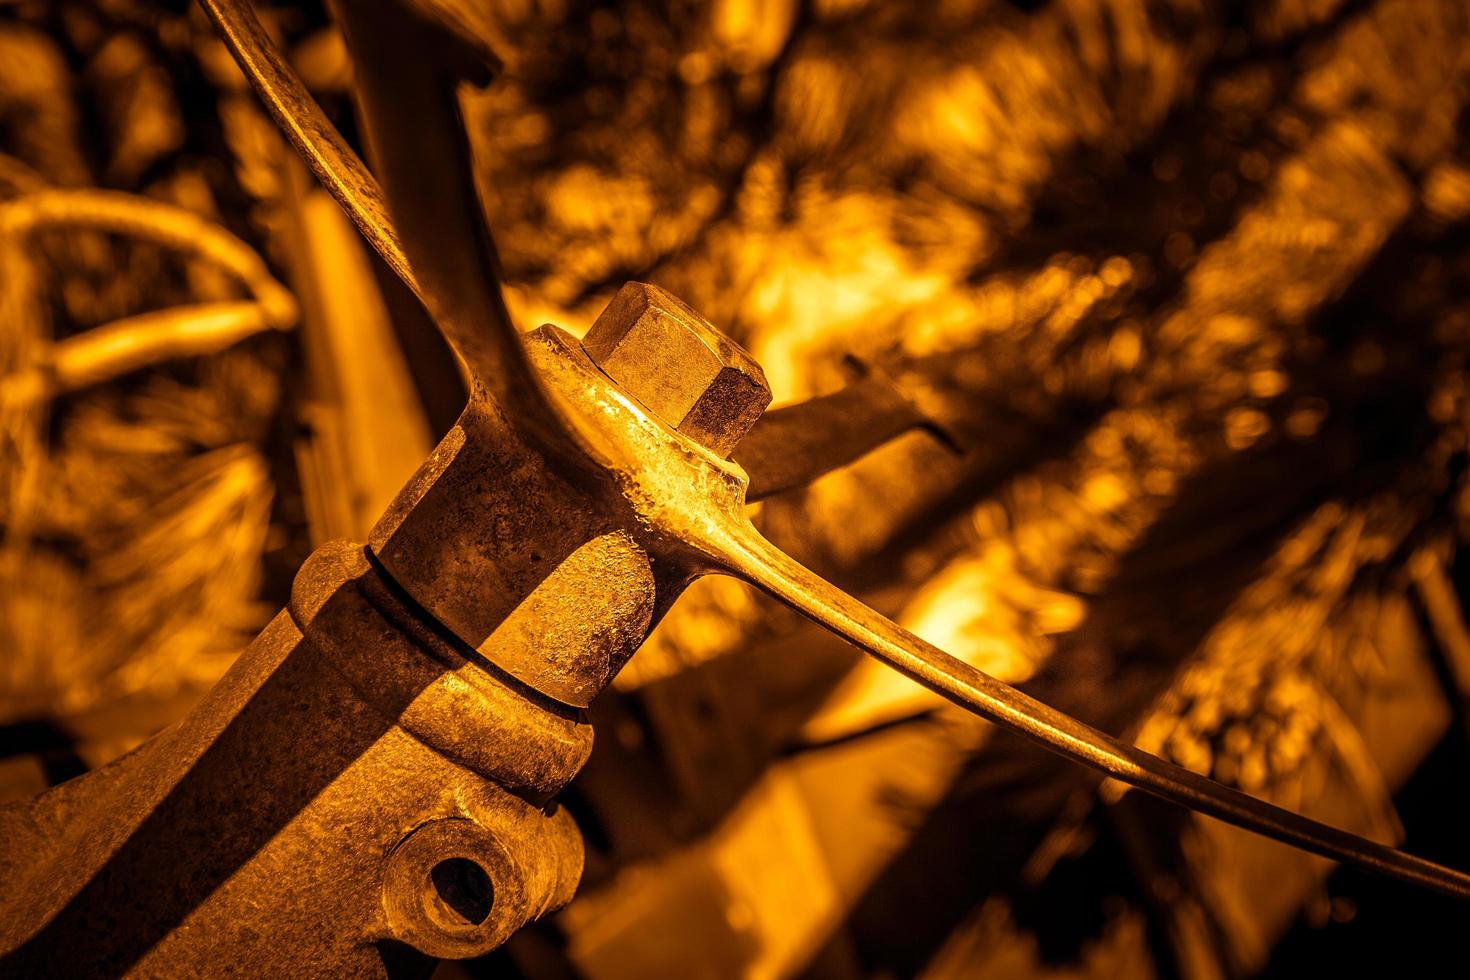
734;358;958;500
0;542;584;976
583;282;772;459
195;0;414;297
5;1;1470;976
2;267;1468;975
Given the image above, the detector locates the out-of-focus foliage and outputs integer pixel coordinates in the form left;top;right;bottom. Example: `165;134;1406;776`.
0;0;303;769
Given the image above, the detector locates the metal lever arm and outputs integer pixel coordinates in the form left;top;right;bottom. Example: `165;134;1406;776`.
199;0;940;496
201;0;580;461
734;358;960;500
199;0;1470;908
708;519;1470;900
199;0;414;296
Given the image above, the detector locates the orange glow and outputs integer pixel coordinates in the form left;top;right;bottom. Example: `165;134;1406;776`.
4;0;1470;976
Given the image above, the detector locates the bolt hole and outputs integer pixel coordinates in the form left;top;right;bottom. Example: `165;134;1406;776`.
430;858;494;926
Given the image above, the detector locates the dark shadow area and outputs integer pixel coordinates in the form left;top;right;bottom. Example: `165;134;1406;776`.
1262;732;1470;977
0;719;88;786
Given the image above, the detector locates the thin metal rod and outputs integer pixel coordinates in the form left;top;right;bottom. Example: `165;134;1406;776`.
200;0;586;461
714;521;1470;900
198;0;418;300
201;0;1470;905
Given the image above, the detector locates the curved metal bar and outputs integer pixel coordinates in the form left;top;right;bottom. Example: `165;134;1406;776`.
199;0;584;461
709;519;1470;900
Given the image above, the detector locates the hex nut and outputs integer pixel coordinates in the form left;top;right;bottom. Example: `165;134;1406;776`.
581;282;772;457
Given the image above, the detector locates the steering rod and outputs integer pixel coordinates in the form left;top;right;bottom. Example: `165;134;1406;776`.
1;1;1467;976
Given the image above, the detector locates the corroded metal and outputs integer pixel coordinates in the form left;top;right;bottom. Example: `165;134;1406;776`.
367;365;662;710
0;541;587;976
4;2;1470;977
582;282;772;458
733;357;959;500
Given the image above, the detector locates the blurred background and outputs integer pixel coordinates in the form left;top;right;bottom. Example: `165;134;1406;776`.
2;0;1470;976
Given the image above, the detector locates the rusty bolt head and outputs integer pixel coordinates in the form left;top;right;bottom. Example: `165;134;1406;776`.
581;282;772;458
